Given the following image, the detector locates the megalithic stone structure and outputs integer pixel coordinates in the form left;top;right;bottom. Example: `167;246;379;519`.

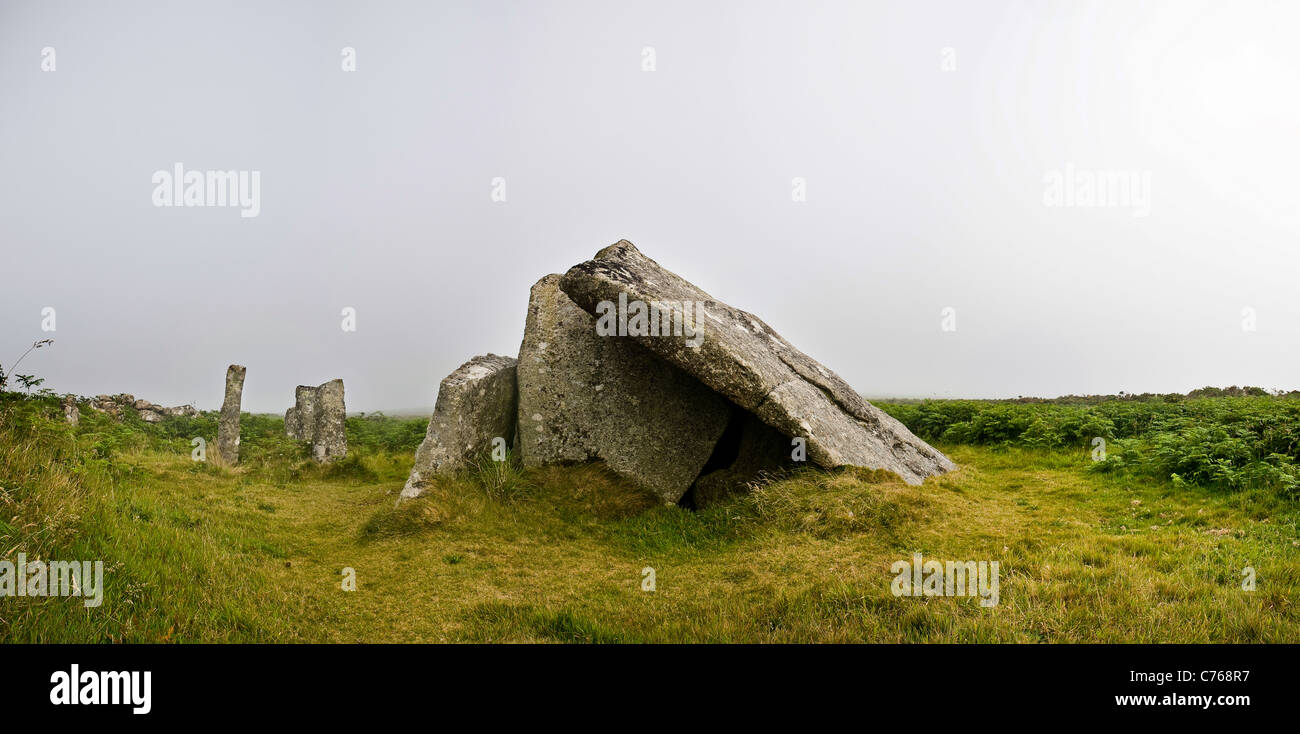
283;379;348;463
400;355;517;499
514;275;730;504
559;241;956;484
400;240;955;508
285;385;318;443
312;379;347;463
217;364;246;464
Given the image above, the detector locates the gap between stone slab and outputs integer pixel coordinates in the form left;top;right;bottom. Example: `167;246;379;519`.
679;403;747;509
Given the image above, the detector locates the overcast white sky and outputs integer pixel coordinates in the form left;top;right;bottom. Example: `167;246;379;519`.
3;0;1299;413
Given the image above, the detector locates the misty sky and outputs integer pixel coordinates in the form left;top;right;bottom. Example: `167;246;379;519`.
3;0;1299;413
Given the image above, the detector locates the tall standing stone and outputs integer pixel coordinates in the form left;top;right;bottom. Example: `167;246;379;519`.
311;379;347;463
217;364;246;465
285;385;318;442
282;379;347;463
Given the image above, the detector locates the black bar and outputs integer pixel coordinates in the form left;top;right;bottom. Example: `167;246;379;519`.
2;644;1288;722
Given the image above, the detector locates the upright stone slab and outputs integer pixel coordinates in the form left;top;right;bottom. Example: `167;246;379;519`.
311;379;347;463
560;241;955;485
285;385;318;442
282;380;347;462
217;364;246;464
400;354;518;499
515;274;731;504
62;396;79;426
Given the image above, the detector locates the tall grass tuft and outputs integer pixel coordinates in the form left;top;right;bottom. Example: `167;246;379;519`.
469;448;532;501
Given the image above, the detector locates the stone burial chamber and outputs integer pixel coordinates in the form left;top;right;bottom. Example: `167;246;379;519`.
399;240;955;506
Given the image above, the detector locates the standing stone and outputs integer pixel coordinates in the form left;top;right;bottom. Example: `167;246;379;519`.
217;364;246;465
285;385;318;442
62;396;79;426
515;274;731;504
559;241;955;485
311;379;347;463
282;380;347;462
400;354;518;499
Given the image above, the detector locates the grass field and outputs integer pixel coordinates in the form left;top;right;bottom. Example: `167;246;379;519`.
1;393;1298;642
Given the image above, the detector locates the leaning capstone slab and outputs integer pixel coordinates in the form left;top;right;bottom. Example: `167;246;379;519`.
400;354;518;499
217;364;246;465
515;274;731;504
559;240;955;484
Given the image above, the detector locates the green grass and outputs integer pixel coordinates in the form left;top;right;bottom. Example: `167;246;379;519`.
1;394;1297;642
879;394;1300;497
